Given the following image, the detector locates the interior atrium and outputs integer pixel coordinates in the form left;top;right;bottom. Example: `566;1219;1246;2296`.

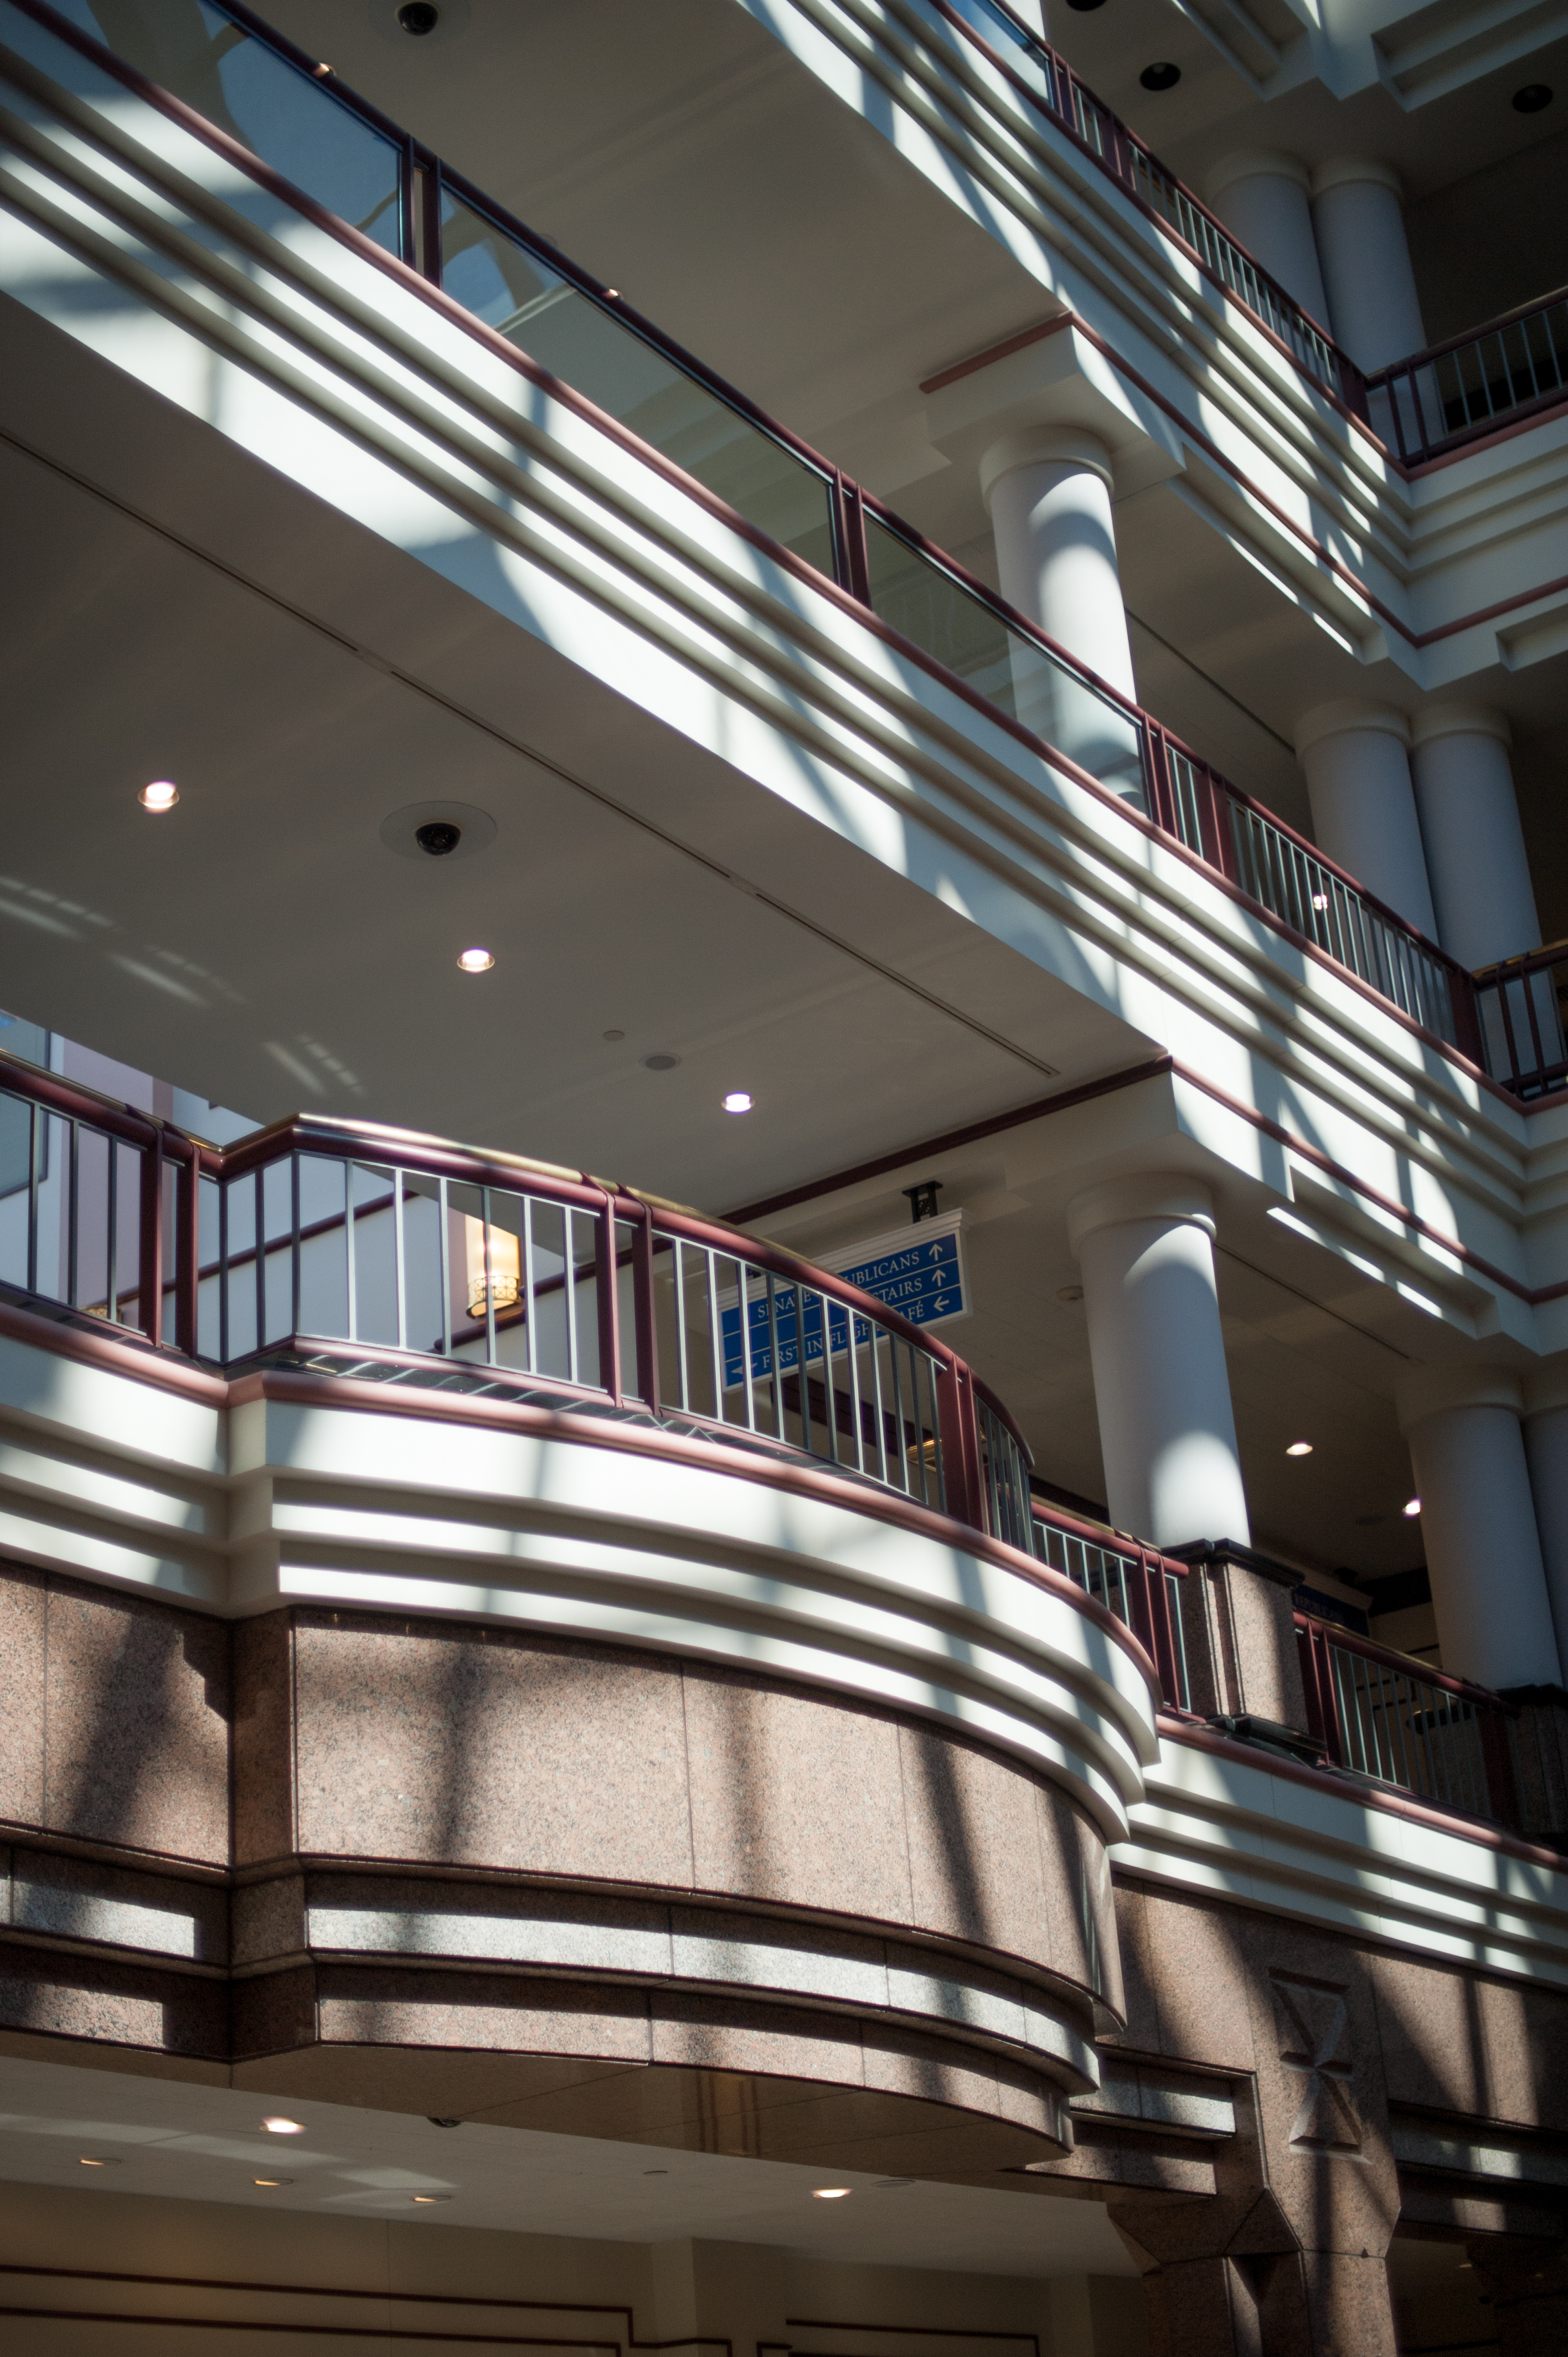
0;0;1566;2348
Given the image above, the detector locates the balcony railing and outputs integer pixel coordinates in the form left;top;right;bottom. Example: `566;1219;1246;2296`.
0;1052;1038;1543
1365;289;1568;464
1471;945;1568;1099
929;0;1353;406
1296;1611;1520;1826
1031;1501;1192;1713
7;0;1494;1071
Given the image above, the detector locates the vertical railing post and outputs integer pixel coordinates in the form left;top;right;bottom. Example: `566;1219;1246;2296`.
1478;1704;1521;1829
1143;723;1177;839
419;151;443;286
936;1359;984;1530
174;1144;200;1357
140;1126;164;1346
1295;1617;1339;1764
833;473;871;606
1450;965;1487;1068
631;1202;660;1413
596;1190;623;1407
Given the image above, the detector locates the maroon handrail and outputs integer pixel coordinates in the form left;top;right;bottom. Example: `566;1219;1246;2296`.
1363;287;1568;463
8;1;1483;1067
1031;1499;1190;1711
0;1063;1031;1541
1295;1609;1519;1826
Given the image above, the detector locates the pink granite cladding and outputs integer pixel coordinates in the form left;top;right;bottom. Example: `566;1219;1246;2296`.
1369;1949;1568;2128
233;1612;294;1868
39;1573;230;1864
0;1563;44;1827
0;1946;227;2056
278;1612;1111;2015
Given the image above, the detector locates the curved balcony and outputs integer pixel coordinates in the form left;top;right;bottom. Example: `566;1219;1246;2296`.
1;0;1490;1071
0;1044;1173;2150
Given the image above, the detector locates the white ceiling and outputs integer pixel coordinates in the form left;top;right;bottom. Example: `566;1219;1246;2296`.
0;2049;1134;2276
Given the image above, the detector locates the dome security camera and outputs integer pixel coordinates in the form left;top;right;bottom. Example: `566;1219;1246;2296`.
398;3;440;35
415;820;462;856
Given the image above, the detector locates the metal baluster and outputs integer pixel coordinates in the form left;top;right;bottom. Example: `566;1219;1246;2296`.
482;1188;498;1367
705;1249;723;1421
522;1197;537;1375
291;1155;301;1340
437;1177;452;1357
25;1101;38;1297
869;1320;889;1485
797;1288;814;1458
344;1164;358;1344
393;1172;406;1350
65;1120;78;1309
845;1299;865;1473
107;1136;120;1329
740;1259;757;1435
673;1240;691;1413
767;1272;784;1439
819;1293;840;1465
254;1171;265;1354
888;1331;907;1493
562;1205;580;1383
927;1354;946;1512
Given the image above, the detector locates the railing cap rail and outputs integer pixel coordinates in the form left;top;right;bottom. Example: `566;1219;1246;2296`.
1294;1606;1518;1713
1364;281;1568;383
1031;1493;1190;1578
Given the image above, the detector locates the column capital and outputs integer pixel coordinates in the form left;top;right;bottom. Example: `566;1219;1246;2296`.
1294;699;1411;758
1205;148;1311;200
1067;1173;1215;1259
1411;702;1512;750
1312;156;1404;200
979;427;1113;510
1525;1360;1568;1419
1396;1361;1524;1433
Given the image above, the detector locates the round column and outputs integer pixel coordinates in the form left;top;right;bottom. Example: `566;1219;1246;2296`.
1311;159;1426;372
981;428;1144;802
1397;1367;1562;1692
1523;1367;1568;1675
1067;1175;1250;1549
1294;701;1437;937
1410;705;1539;970
1205;151;1329;324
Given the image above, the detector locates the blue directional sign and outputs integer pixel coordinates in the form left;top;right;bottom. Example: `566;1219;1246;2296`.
720;1222;967;1388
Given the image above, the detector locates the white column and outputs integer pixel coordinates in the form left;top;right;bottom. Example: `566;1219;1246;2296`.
1524;1370;1568;1679
1410;706;1539;970
1311;159;1426;372
1205;152;1329;324
1068;1175;1250;1549
1398;1367;1562;1693
1294;701;1437;936
981;428;1143;800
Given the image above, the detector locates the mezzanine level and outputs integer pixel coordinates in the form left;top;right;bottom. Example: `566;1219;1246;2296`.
1;1043;1564;1969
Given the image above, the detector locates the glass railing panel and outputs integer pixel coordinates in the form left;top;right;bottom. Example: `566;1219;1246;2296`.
440;193;837;577
863;515;1146;805
38;0;404;251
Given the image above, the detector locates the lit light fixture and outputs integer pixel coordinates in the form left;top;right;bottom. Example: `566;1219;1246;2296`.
457;946;495;973
253;2176;292;2187
139;779;179;812
1286;1441;1313;1457
1403;1496;1422;1517
412;2193;452;2204
812;2187;852;2199
78;2157;120;2167
262;2117;305;2134
1311;893;1329;912
723;1091;753;1114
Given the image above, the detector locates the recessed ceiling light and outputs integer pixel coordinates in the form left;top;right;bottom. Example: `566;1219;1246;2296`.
139;780;179;812
1513;83;1552;111
1402;1497;1421;1517
262;2118;305;2134
411;2194;451;2203
643;2168;668;2176
398;2;440;33
812;2186;852;2199
1140;61;1181;90
78;2156;121;2167
602;1029;625;1042
723;1091;753;1114
252;2177;292;2187
457;947;495;973
644;1052;680;1071
1286;1440;1313;1456
1056;1285;1084;1305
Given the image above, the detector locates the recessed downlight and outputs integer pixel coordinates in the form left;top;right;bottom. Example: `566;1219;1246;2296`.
457;946;495;973
1513;82;1552;111
398;2;440;32
812;2186;852;2199
1286;1441;1313;1457
644;1053;680;1071
1140;61;1180;90
262;2117;304;2134
1403;1496;1422;1517
253;2176;292;2187
412;2193;452;2203
78;2156;121;2167
139;780;179;812
723;1091;753;1114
